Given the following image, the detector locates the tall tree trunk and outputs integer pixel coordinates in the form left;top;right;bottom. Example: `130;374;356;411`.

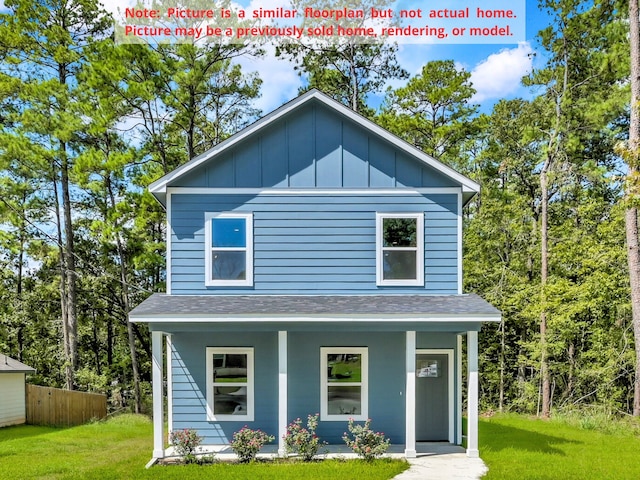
58;57;78;390
349;43;358;112
16;193;26;360
107;177;141;413
540;165;551;418
52;167;71;386
60;139;77;391
628;0;640;417
538;28;569;418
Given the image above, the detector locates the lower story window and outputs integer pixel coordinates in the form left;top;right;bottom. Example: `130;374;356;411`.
206;347;254;421
320;347;368;421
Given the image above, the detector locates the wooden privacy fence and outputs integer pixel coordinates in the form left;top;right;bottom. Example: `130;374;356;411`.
26;384;107;427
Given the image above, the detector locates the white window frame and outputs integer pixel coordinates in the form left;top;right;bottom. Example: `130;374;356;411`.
320;347;368;421
204;212;253;287
206;347;254;421
376;213;425;286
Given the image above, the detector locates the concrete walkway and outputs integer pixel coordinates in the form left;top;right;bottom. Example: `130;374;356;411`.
392;444;488;480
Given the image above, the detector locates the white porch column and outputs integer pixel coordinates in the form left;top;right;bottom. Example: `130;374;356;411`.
467;330;479;458
456;334;463;445
166;335;173;434
152;330;165;459
278;331;288;457
405;331;416;458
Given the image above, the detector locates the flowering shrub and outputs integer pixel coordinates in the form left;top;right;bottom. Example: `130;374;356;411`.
230;426;275;462
169;428;203;463
342;418;390;461
284;413;326;461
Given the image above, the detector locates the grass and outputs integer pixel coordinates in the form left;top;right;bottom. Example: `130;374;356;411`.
5;411;639;479
0;414;408;480
479;413;640;479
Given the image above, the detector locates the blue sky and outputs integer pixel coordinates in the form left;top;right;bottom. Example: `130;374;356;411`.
1;0;551;115
230;0;551;114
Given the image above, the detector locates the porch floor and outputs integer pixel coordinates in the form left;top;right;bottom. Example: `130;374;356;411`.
162;443;488;479
164;441;465;458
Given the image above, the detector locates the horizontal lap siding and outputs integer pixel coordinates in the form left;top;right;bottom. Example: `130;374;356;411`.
0;374;26;427
170;332;278;444
288;331;405;444
171;193;458;294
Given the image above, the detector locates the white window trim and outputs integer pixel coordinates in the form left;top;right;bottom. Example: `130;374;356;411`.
376;213;425;286
320;347;368;421
204;212;253;287
206;347;254;421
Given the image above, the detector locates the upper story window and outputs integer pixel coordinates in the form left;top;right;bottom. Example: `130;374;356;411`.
376;213;424;286
205;212;253;287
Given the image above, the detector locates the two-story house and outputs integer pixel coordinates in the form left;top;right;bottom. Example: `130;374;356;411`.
129;89;500;461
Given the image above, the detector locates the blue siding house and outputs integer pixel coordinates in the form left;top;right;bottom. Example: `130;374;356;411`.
129;89;500;460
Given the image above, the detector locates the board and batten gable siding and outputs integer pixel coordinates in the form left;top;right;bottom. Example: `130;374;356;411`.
170;193;459;294
0;373;27;427
172;102;457;190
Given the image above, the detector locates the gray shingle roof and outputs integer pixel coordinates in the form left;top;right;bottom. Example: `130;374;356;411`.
0;354;35;373
130;293;500;319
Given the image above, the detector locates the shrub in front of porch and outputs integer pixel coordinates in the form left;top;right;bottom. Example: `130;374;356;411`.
284;413;327;461
169;428;203;464
231;426;275;462
343;418;390;461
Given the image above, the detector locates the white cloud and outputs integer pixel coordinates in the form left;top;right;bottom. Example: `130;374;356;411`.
239;0;303;112
237;44;302;113
469;42;533;103
98;2;532;113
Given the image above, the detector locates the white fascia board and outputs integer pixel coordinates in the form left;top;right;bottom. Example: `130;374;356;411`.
130;315;501;323
321;94;480;194
166;187;462;196
166;192;172;294
149;90;479;197
148;90;324;196
457;192;463;295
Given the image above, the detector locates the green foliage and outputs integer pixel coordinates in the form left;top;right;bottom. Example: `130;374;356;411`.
342;418;390;461
0;0;637;426
230;427;275;462
284;413;326;461
169;428;204;464
379;60;479;166
277;0;406;115
0;0;265;403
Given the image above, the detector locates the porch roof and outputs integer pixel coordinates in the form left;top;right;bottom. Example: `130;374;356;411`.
129;293;500;322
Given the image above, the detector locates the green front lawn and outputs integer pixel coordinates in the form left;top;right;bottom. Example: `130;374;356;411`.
0;415;407;480
3;412;639;479
480;414;640;479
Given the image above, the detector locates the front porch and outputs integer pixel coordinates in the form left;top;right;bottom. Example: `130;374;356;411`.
130;294;500;461
149;328;482;460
